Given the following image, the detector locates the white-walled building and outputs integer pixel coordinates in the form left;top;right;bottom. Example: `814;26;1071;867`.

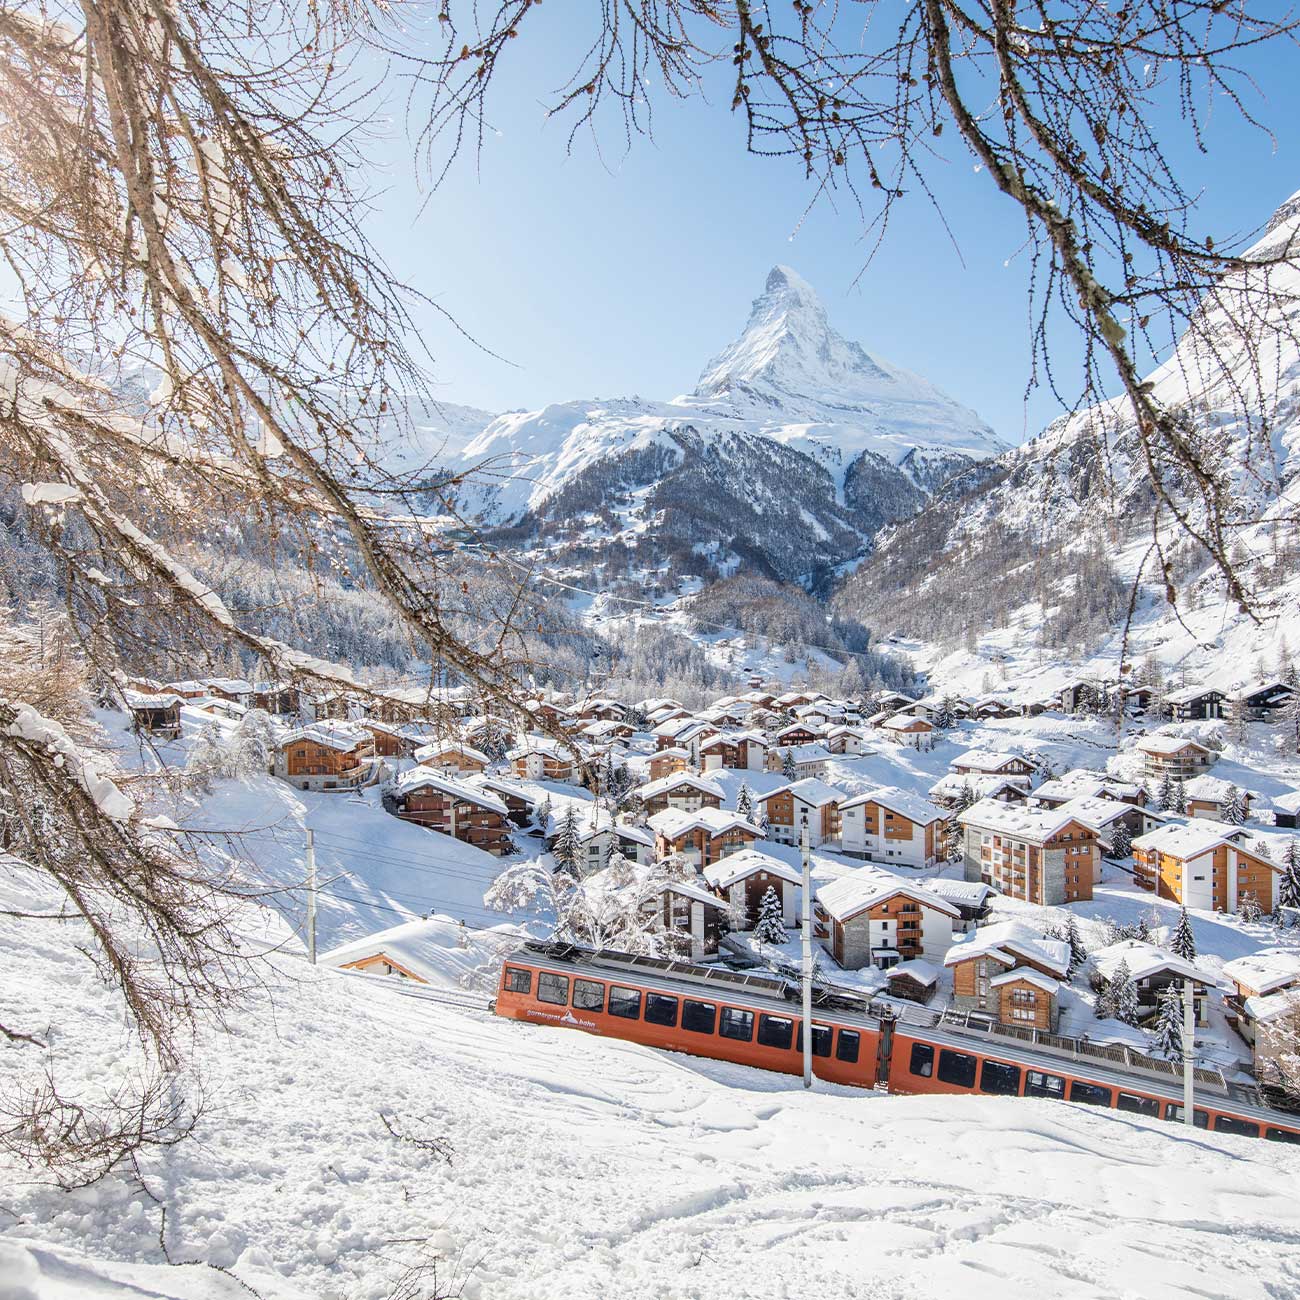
838;786;947;869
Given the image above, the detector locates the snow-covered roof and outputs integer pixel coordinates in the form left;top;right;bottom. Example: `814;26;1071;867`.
1220;949;1300;996
123;689;183;709
700;729;766;749
391;768;509;815
1243;991;1300;1025
956;797;1084;845
1182;775;1249;802
1056;795;1139;831
839;785;945;825
648;807;763;841
924;878;993;906
414;740;489;765
951;748;1030;772
507;736;575;762
321;915;511;984
816;871;959;924
887;958;939;987
929;773;1030;800
652;745;691;759
469;773;534;804
635;772;725;801
204;677;253;694
1163;685;1224;704
1130;820;1251;859
989;968;1059;995
881;713;931;731
941;921;1069;977
759;777;846;809
1089;939;1210;985
701;848;803;891
658;878;729;909
615;824;655;848
1029;776;1107;802
279;721;372;753
1134;733;1212;756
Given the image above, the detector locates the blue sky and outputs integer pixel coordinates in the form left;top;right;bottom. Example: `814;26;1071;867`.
363;15;1300;443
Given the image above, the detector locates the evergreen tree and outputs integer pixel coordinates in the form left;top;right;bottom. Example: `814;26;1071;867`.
1109;822;1132;859
1227;694;1249;747
781;749;797;780
1171;777;1187;815
934;694;958;730
186;726;228;791
1135;915;1152;943
753;886;789;944
1108;959;1140;1026
1156;772;1174;812
1153;985;1185;1060
1239;891;1263;923
1064;915;1088;976
535;795;553;837
231;707;273;775
735;782;755;823
1222;785;1247;825
552;805;582;875
1280;839;1300;911
1170;907;1197;960
1280;666;1300;755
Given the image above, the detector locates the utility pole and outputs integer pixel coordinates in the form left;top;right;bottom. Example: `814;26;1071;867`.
801;813;813;1089
1182;975;1195;1125
306;827;317;965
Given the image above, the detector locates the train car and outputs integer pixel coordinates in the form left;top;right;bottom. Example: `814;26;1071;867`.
494;942;1300;1143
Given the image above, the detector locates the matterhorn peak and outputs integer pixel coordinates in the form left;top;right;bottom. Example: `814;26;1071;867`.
694;265;889;402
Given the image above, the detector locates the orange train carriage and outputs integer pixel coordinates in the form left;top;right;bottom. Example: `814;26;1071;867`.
493;941;1300;1144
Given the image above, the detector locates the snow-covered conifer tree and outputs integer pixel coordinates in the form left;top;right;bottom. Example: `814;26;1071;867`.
781;749;797;780
1171;777;1187;815
1280;840;1300;912
1110;960;1140;1026
1170;907;1197;960
1064;914;1088;976
1156;772;1174;812
753;886;789;944
186;726;229;791
535;796;553;837
736;782;755;822
1222;785;1247;825
1154;986;1185;1060
552;805;583;876
1239;892;1264;923
1109;822;1132;859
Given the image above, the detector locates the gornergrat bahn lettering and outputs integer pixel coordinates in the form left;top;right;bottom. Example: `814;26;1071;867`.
494;942;1300;1144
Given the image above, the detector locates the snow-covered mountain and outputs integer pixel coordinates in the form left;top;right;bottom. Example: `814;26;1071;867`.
836;188;1300;686
443;267;1005;582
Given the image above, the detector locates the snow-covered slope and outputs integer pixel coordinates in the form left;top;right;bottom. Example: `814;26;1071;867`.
6;865;1300;1300
837;187;1300;683
446;268;1004;582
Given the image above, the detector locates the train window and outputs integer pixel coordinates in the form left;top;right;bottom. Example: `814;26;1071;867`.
796;1024;834;1057
572;979;605;1012
682;1000;717;1034
503;967;532;994
537;972;569;1005
979;1060;1021;1096
1069;1081;1113;1107
1214;1115;1260;1137
608;985;641;1019
836;1030;861;1064
1164;1104;1209;1127
937;1049;976;1089
719;1007;754;1041
1116;1092;1160;1117
909;1043;934;1078
1265;1127;1300;1144
644;994;679;1027
1024;1070;1065;1098
757;1014;794;1050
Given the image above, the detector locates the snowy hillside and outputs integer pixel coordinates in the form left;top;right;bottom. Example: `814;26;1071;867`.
6;865;1300;1300
837;187;1300;685
441;268;1005;583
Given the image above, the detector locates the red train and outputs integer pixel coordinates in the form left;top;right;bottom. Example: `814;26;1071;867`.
494;941;1300;1143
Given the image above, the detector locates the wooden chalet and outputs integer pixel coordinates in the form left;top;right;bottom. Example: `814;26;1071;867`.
124;689;183;738
388;769;514;856
272;723;375;792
